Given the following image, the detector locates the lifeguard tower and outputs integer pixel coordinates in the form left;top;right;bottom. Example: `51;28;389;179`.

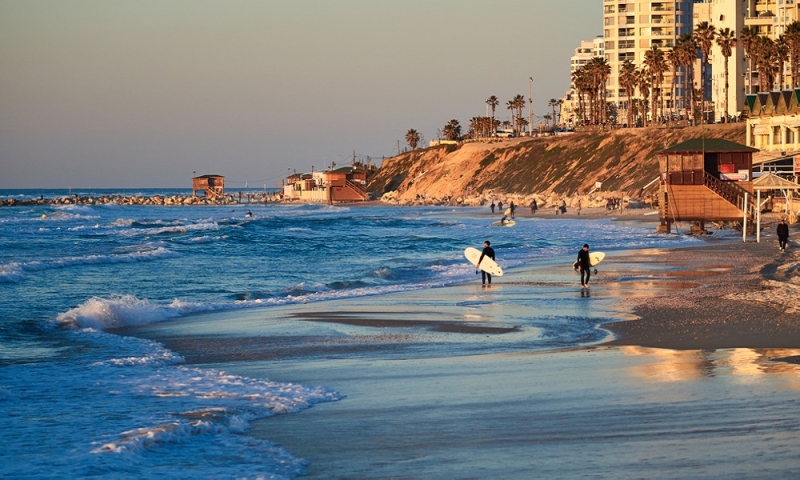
192;175;225;199
657;139;758;234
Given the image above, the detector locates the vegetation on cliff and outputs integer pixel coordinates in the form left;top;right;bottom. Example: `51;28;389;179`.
367;124;745;203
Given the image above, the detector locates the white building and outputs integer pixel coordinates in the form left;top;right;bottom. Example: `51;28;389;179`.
561;36;604;127
602;0;695;121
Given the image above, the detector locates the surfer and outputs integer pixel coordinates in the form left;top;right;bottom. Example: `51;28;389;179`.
530;199;538;214
777;219;789;252
509;201;516;218
500;215;508;225
576;244;591;288
245;210;253;218
478;241;495;286
490;201;495;213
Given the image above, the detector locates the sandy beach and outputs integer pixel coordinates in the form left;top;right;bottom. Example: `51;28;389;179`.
119;210;800;478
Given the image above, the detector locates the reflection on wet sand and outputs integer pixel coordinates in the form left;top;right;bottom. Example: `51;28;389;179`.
618;346;800;386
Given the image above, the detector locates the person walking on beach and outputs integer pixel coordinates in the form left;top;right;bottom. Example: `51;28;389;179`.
576;244;592;288
509;201;516;218
576;198;582;216
490;201;495;214
478;240;495;286
498;201;503;213
530;199;538;214
777;219;790;252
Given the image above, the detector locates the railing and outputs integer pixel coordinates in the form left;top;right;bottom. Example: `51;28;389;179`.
703;172;756;218
345;180;368;199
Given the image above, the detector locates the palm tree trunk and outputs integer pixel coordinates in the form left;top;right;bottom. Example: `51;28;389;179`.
723;55;729;123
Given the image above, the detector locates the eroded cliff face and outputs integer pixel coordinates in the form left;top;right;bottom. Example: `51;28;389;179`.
368;124;745;205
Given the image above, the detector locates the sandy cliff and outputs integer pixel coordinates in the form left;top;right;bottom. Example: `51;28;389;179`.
368;123;745;207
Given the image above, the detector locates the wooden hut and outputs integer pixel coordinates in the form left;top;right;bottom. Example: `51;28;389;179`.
192;174;225;198
657;139;759;233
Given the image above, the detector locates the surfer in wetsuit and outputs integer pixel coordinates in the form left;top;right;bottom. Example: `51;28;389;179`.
478;240;495;286
500;215;508;225
577;244;591;288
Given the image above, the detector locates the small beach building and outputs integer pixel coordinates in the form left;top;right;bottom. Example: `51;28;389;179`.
282;166;369;204
192;175;225;198
657;139;758;234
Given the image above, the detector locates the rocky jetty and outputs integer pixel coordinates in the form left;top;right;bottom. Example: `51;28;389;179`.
1;192;284;207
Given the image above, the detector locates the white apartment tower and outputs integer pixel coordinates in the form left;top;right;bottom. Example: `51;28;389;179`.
562;36;604;127
602;0;694;121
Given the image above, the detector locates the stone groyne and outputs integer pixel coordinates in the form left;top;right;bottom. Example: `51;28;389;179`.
1;192;284;207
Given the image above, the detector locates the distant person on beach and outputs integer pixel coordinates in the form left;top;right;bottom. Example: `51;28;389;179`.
490;201;495;213
777;219;790;252
576;199;582;216
478;241;495;286
498;201;503;212
530;199;538;214
576;244;592;288
559;198;567;214
509;201;516;218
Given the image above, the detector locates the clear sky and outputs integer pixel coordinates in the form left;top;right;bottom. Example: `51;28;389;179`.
0;0;598;189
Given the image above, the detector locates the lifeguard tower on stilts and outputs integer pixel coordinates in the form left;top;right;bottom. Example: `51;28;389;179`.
656;139;759;235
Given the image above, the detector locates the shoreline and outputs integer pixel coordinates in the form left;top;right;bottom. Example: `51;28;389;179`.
110;212;800;478
603;232;800;351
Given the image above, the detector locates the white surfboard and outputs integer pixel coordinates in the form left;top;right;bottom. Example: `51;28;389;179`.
490;220;515;227
465;247;504;277
573;252;605;269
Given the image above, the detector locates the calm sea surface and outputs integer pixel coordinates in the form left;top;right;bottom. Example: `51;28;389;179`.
0;188;707;478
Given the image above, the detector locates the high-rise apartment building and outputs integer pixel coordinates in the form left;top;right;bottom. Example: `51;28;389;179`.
561;36;604;127
602;0;694;121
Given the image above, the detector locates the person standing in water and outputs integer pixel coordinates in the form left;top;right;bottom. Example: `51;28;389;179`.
576;244;592;288
477;240;495;286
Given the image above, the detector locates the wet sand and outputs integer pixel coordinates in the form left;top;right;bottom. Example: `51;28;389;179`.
119;215;800;478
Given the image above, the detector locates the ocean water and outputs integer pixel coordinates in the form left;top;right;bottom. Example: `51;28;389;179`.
0;189;708;478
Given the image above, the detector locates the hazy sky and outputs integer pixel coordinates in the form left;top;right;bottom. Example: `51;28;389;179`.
0;0;598;189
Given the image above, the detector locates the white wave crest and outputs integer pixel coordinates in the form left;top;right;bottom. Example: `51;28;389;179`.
0;247;179;283
56;295;212;329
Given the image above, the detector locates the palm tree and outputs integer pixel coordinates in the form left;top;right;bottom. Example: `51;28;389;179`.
754;36;778;92
619;60;638;127
777;36;789;90
784;22;800;89
739;26;760;93
405;129;420;150
637;68;650;127
543;114;552;130
506;99;516;135
589;57;611;123
513;94;526;133
676;33;696;120
693;21;717;124
716;28;737;123
644;46;667;122
666;47;680;121
442;119;461;141
486;95;499;136
572;68;589;124
548;99;559;129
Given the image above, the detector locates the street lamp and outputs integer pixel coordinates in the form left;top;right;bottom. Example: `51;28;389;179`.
528;77;533;136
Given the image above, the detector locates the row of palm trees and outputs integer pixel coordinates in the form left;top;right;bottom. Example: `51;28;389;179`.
405;94;564;149
572;21;734;127
572;21;800;128
404;20;800;149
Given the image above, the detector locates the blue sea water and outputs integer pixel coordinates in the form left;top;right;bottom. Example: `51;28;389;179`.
0;189;708;478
